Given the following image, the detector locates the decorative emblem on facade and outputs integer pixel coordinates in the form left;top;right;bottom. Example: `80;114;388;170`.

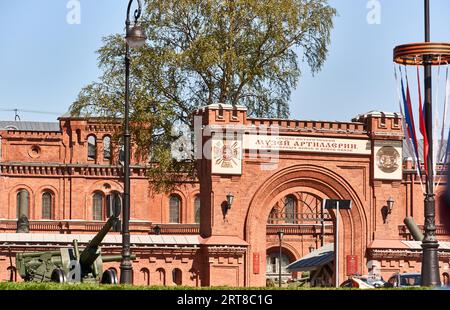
376;146;400;173
373;141;403;180
211;137;242;175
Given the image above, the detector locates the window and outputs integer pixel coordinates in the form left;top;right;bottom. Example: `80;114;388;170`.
156;268;166;286
141;268;150;286
93;192;103;221
76;129;81;144
103;136;111;160
172;268;182;286
16;189;29;219
88;135;97;161
169;195;181;223
106;192;122;218
119;139;125;162
284;195;297;224
194;196;201;224
42;192;53;220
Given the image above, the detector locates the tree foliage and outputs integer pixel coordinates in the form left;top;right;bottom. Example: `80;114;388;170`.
71;0;336;192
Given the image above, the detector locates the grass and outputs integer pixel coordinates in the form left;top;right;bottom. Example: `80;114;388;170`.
0;282;431;290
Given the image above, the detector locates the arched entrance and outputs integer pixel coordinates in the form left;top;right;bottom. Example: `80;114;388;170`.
266;191;332;285
245;164;368;287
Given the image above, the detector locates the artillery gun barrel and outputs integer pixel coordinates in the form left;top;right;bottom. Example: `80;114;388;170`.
404;217;424;241
79;215;119;267
102;254;136;263
17;250;61;259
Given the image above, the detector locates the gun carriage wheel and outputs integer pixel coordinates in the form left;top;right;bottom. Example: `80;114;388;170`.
51;268;67;283
101;269;118;284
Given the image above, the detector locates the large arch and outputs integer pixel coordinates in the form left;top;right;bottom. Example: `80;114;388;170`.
244;164;368;287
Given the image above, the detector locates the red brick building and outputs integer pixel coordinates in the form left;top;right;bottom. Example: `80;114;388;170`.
0;105;449;286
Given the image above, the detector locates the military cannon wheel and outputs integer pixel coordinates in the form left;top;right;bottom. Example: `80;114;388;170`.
51;268;67;283
101;269;118;284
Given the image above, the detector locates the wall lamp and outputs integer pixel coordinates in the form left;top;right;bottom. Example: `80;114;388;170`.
222;193;234;221
387;197;395;214
226;193;234;210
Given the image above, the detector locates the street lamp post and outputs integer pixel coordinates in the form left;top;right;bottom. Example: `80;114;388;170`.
120;0;146;285
277;231;284;288
421;0;441;286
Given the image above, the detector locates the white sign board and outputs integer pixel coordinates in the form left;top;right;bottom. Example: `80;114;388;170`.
243;135;371;155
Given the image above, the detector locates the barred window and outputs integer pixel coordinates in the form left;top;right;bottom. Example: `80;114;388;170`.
194;196;201;224
284;195;297;224
42;192;53;220
169;195;181;223
93;192;103;221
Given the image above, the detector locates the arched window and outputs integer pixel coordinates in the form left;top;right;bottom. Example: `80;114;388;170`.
141;268;150;285
76;129;81;144
16;189;29;219
42;191;53;220
93;192;104;221
87;135;97;161
169;195;181;223
103;136;111;161
156;268;166;286
284;195;297;224
172;268;182;286
194;196;201;224
106;192;122;218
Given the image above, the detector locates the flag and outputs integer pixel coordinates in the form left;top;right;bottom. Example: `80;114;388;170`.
401;72;420;164
417;67;429;174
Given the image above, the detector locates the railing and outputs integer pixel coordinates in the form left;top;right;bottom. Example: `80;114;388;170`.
267;224;334;236
398;224;450;239
0;220;152;234
267;212;332;225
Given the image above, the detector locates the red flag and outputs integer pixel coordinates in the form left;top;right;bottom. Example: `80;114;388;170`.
417;66;429;174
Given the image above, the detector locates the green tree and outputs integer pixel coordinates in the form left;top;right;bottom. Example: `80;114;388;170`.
71;0;336;192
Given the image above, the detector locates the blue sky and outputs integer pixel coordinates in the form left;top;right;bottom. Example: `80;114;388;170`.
0;0;449;123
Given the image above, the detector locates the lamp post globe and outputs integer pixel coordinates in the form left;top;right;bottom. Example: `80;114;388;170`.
126;25;147;49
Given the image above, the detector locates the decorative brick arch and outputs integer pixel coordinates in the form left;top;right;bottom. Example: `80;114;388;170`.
266;245;298;262
244;164;368;286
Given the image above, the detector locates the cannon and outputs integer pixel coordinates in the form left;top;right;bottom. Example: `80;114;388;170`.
15;205;134;284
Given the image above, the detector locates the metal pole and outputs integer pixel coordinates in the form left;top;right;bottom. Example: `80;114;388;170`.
421;0;441;287
335;201;339;288
321;199;324;247
119;0;136;285
278;234;282;288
